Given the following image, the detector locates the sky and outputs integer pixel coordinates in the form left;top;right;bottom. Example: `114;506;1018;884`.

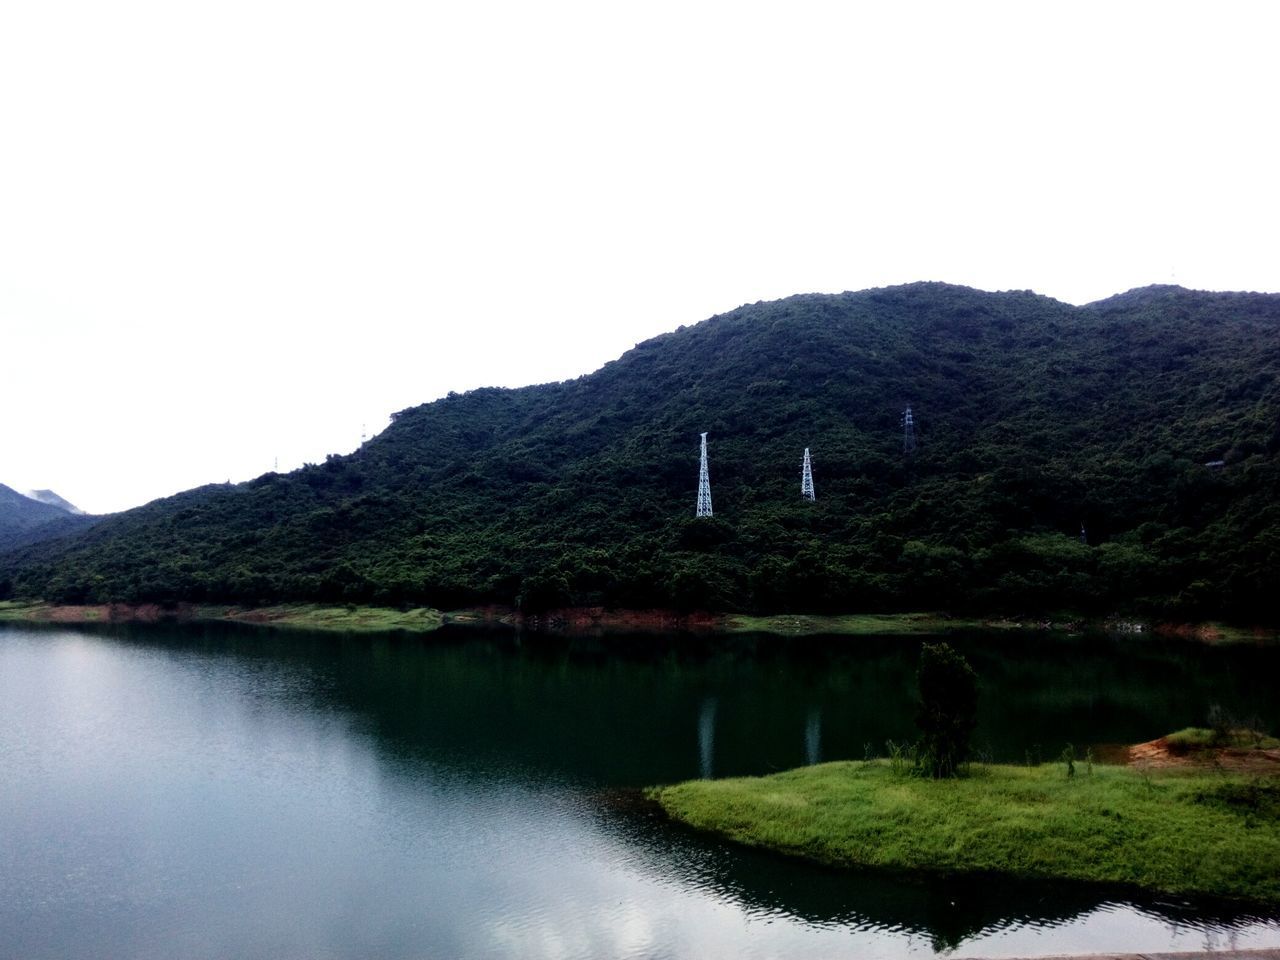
2;1;1278;514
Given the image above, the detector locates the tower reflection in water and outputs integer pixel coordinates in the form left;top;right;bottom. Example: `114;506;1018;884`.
698;697;717;779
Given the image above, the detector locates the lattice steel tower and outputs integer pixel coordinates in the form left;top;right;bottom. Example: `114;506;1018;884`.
696;432;713;517
800;447;815;501
902;405;916;455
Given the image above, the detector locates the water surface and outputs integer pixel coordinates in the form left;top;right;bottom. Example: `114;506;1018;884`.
2;622;1277;958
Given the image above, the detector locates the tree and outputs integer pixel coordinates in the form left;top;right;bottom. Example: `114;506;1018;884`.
915;642;978;779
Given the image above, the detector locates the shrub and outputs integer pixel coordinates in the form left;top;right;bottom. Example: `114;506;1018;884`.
915;641;978;779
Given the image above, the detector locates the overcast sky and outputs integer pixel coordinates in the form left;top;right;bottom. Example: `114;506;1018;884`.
2;1;1277;514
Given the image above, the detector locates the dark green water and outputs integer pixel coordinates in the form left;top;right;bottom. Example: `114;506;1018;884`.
2;622;1277;958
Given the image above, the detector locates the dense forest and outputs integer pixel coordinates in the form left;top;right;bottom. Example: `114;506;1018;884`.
3;283;1278;620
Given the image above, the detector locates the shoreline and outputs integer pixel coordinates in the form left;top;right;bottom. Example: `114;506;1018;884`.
0;599;1274;642
0;600;446;633
650;759;1280;906
953;953;1280;960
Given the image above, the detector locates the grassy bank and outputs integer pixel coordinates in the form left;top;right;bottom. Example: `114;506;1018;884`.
651;761;1280;904
0;600;445;634
202;603;445;632
721;612;992;636
690;612;1272;640
1167;726;1280;751
2;600;1275;642
0;600;82;621
0;604;1005;637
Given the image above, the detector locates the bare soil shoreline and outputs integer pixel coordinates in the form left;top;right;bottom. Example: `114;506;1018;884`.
1128;735;1280;775
0;599;1275;642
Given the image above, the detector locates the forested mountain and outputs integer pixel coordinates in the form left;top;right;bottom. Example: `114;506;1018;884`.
3;283;1278;619
0;484;97;552
23;489;85;514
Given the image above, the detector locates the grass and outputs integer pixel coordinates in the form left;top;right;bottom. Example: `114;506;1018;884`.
721;612;985;636
1166;726;1280;751
651;760;1280;904
1198;621;1280;644
203;603;445;633
4;599;1275;643
0;600;444;634
0;605;998;637
0;600;53;620
718;612;1126;636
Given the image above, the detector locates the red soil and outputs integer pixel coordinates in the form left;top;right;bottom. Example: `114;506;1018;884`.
1128;735;1280;773
500;606;725;634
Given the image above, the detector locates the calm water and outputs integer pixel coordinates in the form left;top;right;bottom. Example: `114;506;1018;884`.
2;622;1278;959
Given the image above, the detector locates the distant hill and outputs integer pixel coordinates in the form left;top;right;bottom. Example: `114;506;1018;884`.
3;282;1278;619
0;484;98;554
23;489;85;515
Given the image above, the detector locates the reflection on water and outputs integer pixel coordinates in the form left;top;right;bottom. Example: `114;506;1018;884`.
1;621;1277;959
698;697;717;779
805;706;822;765
603;795;1276;954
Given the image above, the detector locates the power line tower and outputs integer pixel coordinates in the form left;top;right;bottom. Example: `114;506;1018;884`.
800;447;815;501
696;432;713;518
902;405;916;455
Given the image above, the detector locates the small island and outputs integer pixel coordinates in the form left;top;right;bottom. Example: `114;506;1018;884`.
651;756;1280;904
652;645;1280;906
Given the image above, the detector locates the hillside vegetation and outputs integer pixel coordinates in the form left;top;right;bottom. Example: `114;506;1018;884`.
3;283;1278;618
0;484;98;553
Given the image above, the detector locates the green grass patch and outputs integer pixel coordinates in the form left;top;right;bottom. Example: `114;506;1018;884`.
208;603;444;633
721;612;981;636
0;600;444;634
0;600;53;620
651;761;1280;904
717;612;1117;636
1198;621;1280;644
1166;726;1280;751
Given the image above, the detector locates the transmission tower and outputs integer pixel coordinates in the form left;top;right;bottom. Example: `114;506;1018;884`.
800;447;815;501
902;405;916;455
696;432;713;517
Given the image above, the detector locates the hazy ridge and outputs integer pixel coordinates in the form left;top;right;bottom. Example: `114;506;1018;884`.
0;484;98;553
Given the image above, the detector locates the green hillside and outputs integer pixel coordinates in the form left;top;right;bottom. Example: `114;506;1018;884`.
0;484;98;553
3;283;1278;619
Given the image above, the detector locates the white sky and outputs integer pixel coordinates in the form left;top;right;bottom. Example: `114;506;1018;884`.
2;1;1278;514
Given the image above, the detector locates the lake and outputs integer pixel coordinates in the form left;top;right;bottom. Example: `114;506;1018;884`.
2;621;1278;958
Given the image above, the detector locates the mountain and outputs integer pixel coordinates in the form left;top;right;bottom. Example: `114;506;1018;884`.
23;489;85;515
2;283;1278;619
0;484;98;553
